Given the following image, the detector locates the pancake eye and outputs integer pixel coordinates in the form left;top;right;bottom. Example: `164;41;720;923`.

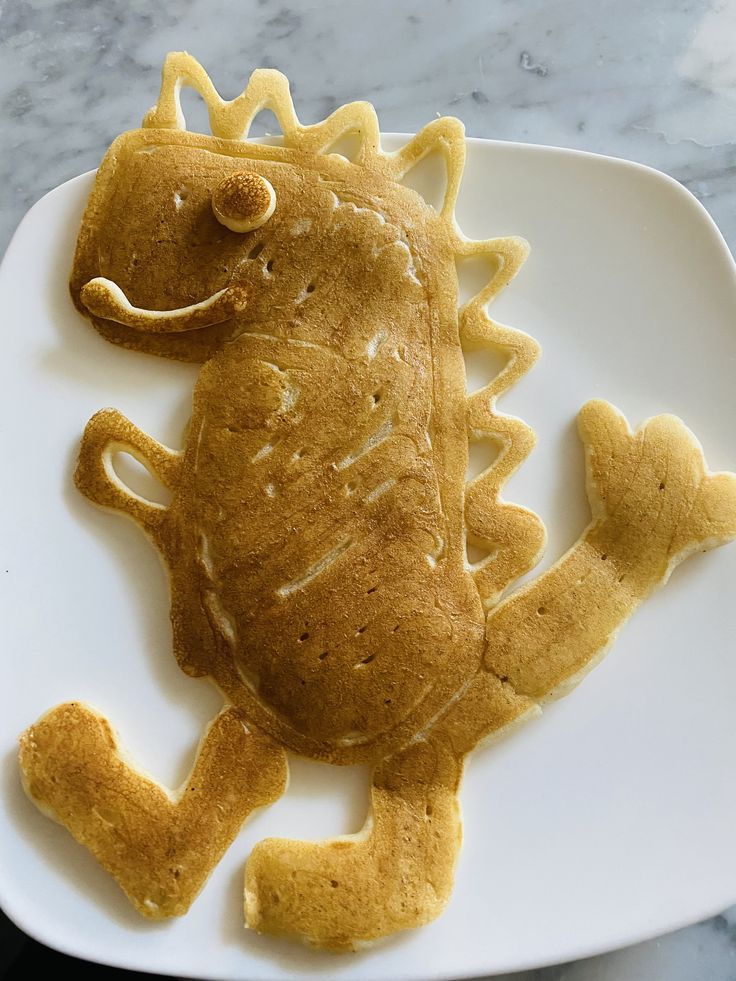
212;172;276;233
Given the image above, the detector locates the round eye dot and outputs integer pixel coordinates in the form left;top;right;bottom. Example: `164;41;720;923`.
212;171;276;233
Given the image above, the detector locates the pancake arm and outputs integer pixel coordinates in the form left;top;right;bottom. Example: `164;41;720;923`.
19;703;287;918
459;236;547;608
74;408;183;537
478;400;736;702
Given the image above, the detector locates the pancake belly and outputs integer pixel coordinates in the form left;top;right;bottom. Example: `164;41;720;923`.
165;324;484;752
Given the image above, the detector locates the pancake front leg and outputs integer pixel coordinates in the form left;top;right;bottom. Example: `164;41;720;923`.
19;703;287;918
74;408;183;538
245;738;462;950
484;400;736;702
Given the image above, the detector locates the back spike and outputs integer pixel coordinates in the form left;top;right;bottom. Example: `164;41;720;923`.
301;101;381;165
456;236;546;607
142;53;300;142
386;117;466;220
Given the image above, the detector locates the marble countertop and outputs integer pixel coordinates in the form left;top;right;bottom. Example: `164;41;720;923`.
1;0;735;978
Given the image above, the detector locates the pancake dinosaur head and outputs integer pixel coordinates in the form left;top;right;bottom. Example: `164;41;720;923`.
70;52;475;364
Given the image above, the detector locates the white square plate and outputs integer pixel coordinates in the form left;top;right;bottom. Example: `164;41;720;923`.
1;135;735;980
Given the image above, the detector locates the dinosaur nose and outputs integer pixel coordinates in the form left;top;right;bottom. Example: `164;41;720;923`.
212;171;276;233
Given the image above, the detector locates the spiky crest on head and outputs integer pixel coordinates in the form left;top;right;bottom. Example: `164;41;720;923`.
142;52;464;216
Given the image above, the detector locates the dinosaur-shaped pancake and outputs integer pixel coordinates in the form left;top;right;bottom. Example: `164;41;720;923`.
18;53;736;950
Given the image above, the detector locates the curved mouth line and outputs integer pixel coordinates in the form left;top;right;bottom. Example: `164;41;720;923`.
79;277;248;333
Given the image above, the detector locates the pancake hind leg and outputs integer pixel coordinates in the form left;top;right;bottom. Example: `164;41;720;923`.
19;703;288;918
244;737;462;950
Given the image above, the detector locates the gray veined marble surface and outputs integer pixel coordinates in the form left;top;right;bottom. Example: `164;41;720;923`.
1;0;736;978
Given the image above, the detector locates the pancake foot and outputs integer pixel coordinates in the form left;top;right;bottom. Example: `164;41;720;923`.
19;703;287;918
244;738;462;950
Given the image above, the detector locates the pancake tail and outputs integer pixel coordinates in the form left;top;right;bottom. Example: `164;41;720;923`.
428;401;736;757
480;401;736;703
